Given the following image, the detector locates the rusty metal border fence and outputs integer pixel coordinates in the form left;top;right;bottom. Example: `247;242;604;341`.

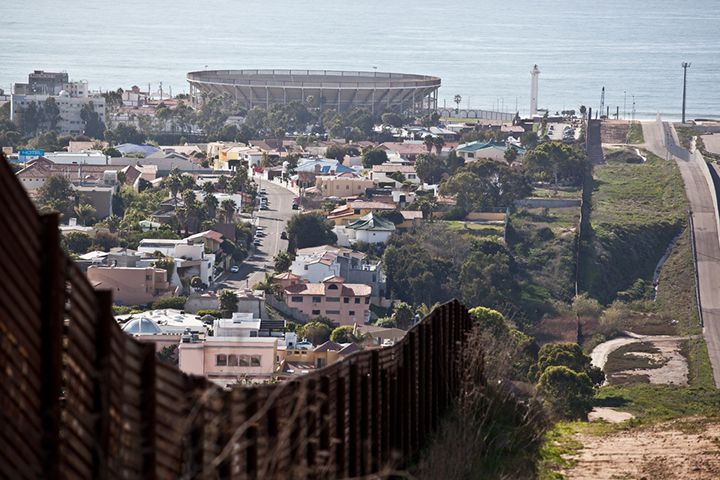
0;157;474;479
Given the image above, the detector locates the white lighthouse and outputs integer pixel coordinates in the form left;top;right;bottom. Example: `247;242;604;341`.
530;64;540;117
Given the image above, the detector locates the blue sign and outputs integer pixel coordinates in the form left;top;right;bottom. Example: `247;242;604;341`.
19;150;45;157
18;149;45;163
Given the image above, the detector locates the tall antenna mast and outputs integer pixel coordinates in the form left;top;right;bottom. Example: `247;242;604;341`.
600;87;605;119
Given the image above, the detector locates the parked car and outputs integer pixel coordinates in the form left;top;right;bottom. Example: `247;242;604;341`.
255;231;266;237
230;266;240;273
253;240;262;246
280;231;287;240
260;205;269;210
292;204;299;210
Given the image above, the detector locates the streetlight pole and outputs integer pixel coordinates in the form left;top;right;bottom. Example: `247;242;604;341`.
681;62;691;124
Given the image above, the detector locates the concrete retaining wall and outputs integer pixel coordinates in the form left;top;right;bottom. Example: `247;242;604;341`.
515;198;581;208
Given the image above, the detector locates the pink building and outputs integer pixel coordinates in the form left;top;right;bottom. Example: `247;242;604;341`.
178;336;278;384
280;275;371;326
87;265;171;305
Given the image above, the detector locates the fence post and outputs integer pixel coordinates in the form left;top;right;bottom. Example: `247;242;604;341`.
370;351;380;473
39;213;64;480
334;376;346;478
348;362;359;477
319;375;331;478
139;343;157;479
92;289;113;480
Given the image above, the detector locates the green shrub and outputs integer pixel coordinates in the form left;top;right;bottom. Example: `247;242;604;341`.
151;296;187;310
197;309;222;318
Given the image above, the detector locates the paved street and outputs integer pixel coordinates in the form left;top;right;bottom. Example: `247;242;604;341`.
643;119;720;387
217;177;296;291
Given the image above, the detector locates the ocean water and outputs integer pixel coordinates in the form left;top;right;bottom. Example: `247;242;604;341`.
1;0;719;120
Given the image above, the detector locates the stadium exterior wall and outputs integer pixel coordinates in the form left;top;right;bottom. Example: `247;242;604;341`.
187;69;441;114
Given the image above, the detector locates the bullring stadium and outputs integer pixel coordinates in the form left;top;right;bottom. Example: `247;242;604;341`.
186;69;441;113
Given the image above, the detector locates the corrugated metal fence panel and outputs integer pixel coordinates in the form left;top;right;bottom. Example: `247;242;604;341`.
0;159;44;479
0;152;477;480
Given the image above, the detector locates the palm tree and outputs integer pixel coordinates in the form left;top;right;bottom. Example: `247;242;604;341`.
167;172;182;210
201;181;215;195
217;175;228;192
203;193;219;221
454;94;462;113
74;203;96;226
220;199;237;223
423;135;434;153
433;136;445;156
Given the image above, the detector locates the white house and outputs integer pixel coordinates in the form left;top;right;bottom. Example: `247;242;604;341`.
334;213;396;247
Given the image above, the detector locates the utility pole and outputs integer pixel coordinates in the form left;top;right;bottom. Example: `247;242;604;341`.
681;62;691;124
624;90;627;119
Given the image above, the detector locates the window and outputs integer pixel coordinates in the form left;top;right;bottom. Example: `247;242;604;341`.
365;298;370;304
228;355;238;366
304;265;308;270
328;284;339;290
343;297;349;304
291;296;303;303
326;310;340;315
354;298;361;304
312;296;322;303
146;275;152;281
326;297;339;303
216;354;227;366
349;311;355;316
239;355;250;367
312;309;321;315
468;153;475;158
251;355;261;367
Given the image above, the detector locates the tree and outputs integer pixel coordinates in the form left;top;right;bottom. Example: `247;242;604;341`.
454;94;462;113
73;203;96;226
80;102;105;139
299;321;332;345
153;256;175;282
520;131;539;149
330;325;359;343
439;160;531;212
219;289;239;318
203;193;219;221
530;343;604;386
579;105;587;116
104;123;146;145
361;147;388;168
62;232;92;255
273;251;293;273
375;317;396;328
504;145;519;163
286;212;337;252
537;366;594;420
43;97;61;131
423;135;435;153
325;144;347;161
523;142;586;187
220;199;237;223
381;112;403;128
415;153;446;184
469;306;509;337
433;136;445;156
391;302;415;330
37;174;76;218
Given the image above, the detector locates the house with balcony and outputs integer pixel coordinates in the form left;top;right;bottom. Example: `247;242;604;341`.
276;275;372;326
288;245;387;298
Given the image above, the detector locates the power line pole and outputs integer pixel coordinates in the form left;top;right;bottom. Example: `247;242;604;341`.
681;62;691;124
